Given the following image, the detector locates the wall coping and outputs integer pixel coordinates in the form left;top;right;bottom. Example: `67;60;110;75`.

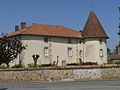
0;64;120;71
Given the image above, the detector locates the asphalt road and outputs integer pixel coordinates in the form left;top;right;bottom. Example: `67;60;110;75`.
0;80;120;90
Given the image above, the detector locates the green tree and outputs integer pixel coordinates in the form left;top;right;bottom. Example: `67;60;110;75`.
0;35;25;67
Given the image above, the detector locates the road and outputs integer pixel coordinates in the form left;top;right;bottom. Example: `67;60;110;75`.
0;80;120;90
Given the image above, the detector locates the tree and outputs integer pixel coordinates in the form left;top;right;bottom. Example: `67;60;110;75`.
32;54;40;67
107;48;111;55
0;35;25;67
107;48;112;63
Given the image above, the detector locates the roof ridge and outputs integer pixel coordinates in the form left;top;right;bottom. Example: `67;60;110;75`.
7;23;82;38
32;23;64;27
63;26;79;32
32;23;79;32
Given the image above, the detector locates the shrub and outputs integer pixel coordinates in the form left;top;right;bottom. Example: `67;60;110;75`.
27;63;56;68
67;63;78;66
115;61;120;64
0;65;8;68
39;64;56;67
81;62;97;65
27;63;36;68
11;64;24;68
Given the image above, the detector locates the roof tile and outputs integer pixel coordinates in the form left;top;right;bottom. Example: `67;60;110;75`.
82;11;108;39
8;24;81;38
111;54;120;60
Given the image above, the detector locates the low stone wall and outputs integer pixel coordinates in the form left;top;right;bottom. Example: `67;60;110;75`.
0;65;120;81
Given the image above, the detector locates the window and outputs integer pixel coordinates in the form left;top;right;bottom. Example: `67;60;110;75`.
68;48;73;57
68;39;72;44
44;36;48;42
15;36;20;40
44;47;49;56
99;39;102;44
79;50;82;56
79;40;82;44
99;49;103;57
49;37;51;41
83;40;85;44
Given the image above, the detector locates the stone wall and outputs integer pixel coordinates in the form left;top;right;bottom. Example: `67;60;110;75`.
0;65;120;81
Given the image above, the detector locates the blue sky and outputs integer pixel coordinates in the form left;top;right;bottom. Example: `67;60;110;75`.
0;0;119;51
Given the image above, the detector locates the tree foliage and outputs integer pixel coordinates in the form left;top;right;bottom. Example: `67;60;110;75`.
0;35;25;67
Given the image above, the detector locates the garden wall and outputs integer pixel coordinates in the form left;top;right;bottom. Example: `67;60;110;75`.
0;65;120;81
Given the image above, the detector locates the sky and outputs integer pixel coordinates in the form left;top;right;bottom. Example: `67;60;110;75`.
0;0;119;51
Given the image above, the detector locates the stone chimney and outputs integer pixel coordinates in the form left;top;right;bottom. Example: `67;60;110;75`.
21;22;26;29
15;25;19;32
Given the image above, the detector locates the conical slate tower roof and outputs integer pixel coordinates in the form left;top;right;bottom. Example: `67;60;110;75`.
82;10;108;39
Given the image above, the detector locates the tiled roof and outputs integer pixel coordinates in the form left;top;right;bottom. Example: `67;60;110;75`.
82;10;108;39
111;54;120;60
8;24;81;38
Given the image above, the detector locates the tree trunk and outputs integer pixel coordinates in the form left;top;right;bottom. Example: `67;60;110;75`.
6;63;10;68
34;59;37;67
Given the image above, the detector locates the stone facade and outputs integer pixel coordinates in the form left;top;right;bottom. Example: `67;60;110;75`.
83;38;107;64
12;35;81;66
8;11;108;67
12;35;107;67
0;65;120;81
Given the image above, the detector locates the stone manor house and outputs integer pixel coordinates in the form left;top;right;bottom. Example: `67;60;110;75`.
7;11;108;66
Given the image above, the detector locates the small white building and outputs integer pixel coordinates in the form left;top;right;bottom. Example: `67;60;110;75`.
8;11;108;66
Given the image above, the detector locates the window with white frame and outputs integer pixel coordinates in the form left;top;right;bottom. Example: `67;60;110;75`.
44;47;49;56
99;49;103;57
68;48;73;57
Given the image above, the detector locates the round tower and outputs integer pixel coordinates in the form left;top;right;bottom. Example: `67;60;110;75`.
82;11;108;64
